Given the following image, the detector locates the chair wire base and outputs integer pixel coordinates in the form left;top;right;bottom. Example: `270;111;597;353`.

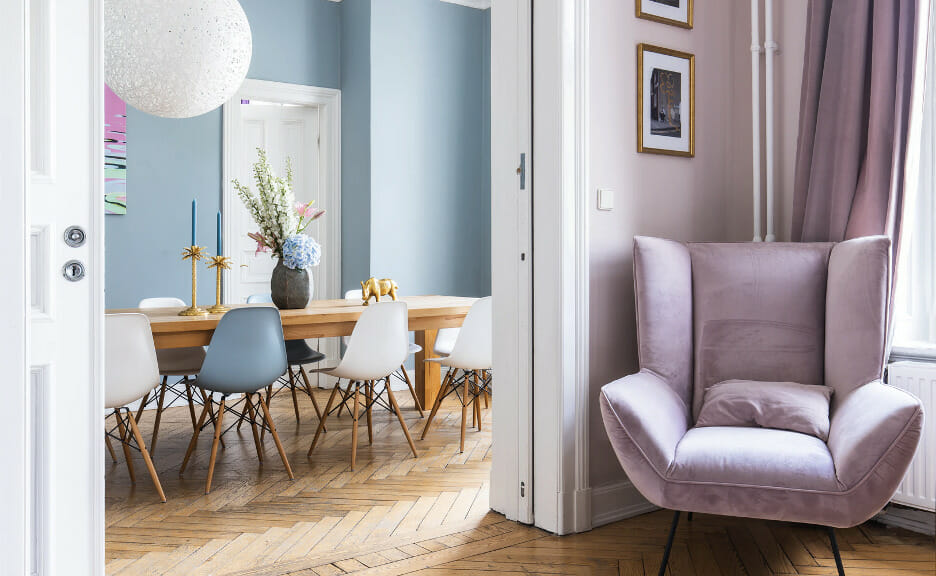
179;391;294;494
307;377;419;470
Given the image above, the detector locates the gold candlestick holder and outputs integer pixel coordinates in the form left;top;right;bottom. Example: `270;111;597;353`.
179;245;209;316
206;255;232;314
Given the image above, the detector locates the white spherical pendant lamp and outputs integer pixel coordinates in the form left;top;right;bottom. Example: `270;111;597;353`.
104;0;252;119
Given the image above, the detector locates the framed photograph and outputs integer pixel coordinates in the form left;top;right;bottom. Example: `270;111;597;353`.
636;0;693;29
637;44;695;158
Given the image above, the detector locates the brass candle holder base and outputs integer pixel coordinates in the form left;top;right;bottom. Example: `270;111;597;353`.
206;255;233;315
179;306;210;316
179;245;209;317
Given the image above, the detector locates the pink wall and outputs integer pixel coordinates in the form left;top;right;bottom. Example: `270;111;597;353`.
587;0;808;488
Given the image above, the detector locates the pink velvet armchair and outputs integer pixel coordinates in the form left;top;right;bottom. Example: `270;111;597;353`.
600;236;924;576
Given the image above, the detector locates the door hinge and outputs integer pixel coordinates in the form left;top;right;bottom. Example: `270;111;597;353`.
517;153;526;190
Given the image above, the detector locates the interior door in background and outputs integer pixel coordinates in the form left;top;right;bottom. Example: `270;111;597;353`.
233;102;322;302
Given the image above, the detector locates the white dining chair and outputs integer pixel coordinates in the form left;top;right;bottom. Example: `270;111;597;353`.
344;289;424;416
308;301;418;470
105;313;167;502
137;297;207;455
420;297;492;453
433;328;460;357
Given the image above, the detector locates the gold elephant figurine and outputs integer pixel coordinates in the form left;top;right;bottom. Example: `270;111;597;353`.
361;277;399;305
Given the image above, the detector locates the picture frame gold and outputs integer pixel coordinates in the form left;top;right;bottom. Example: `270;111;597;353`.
637;43;695;158
636;0;693;29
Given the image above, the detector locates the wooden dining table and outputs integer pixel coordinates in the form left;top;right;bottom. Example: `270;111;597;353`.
107;295;477;408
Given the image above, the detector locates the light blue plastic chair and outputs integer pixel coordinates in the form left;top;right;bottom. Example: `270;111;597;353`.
179;307;294;493
246;293;327;424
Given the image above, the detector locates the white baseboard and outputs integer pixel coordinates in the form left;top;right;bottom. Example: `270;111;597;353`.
591;480;657;528
574;488;592;533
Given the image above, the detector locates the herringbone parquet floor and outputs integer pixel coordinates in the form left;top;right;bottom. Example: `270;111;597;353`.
106;386;935;576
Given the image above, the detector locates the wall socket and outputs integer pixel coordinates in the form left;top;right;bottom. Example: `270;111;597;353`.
597;188;614;211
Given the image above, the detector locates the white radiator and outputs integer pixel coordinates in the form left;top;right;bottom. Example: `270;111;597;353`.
886;361;936;512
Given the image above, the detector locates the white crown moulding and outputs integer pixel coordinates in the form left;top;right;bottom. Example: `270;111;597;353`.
327;0;492;6
440;0;493;9
323;0;493;9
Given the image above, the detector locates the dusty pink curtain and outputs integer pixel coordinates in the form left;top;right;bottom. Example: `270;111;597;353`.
792;0;918;250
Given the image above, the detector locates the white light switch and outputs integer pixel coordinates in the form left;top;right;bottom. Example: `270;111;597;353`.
597;188;614;211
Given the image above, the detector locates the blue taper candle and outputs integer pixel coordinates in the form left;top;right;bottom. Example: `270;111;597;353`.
191;199;197;246
217;211;222;256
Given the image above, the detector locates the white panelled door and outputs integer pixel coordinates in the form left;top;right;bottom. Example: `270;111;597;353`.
232;102;323;302
28;0;103;573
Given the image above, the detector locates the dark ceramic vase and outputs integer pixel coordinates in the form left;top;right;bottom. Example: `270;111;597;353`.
271;260;311;309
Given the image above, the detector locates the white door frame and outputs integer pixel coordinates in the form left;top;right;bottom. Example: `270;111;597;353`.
0;3;31;572
529;0;593;535
490;0;592;535
222;79;342;305
1;0;106;573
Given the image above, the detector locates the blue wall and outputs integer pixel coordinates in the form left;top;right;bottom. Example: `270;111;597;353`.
369;1;492;298
340;0;372;294
105;0;342;308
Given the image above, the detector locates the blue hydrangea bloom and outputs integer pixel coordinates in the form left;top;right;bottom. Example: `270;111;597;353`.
281;234;321;270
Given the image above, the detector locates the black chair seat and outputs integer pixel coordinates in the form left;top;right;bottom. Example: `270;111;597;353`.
285;339;326;366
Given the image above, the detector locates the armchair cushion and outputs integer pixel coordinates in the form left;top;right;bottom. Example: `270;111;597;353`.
670;427;840;492
696;380;834;441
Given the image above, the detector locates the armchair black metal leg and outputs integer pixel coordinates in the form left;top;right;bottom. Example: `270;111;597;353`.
687;511;693;522
827;527;846;576
658;511;681;576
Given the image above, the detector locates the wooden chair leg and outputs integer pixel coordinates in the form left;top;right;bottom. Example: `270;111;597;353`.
288;366;301;422
421;370;453;440
126;407;166;502
205;397;226;494
399;364;424;417
134;391;151;423
236;391;248;431
351;383;360;471
257;394;294;479
244;394;264;463
184;379;199;430
105;433;118;463
150;379;168;456
180;403;211;475
308;383;341;456
473;371;482;431
366;381;374;445
460;371;469;453
200;389;225;448
114;410;136;483
299;366;325;424
385;383;419;459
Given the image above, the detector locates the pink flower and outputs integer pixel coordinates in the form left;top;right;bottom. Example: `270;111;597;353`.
248;232;272;255
295;201;325;222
